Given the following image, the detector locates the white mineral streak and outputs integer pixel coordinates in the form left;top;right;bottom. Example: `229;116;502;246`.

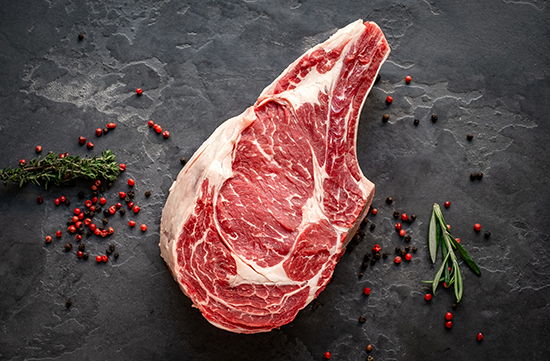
160;19;388;328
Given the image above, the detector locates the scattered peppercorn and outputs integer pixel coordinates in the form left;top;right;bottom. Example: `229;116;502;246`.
83;253;89;260
370;208;378;215
358;315;367;323
180;157;187;166
136;88;143;95
45;236;52;243
128;190;135;198
386;96;393;103
119;208;126;216
401;213;409;221
395;246;401;254
477;333;483;341
65;199;70;206
382;252;389;258
358;273;363;278
394;256;402;264
444;201;451;208
400;249;406;257
145;190;151;197
95;128;102;137
114;252;119;259
424;294;432;301
452;303;457;310
56;231;62;238
375;74;381;84
357;230;365;238
395;223;402;231
140;224;147;232
361;262;369;269
405;253;412;261
470;173;477;181
370;259;376;265
412;246;417;252
476;172;483;180
372;244;381;253
324;351;331;359
393;210;399;218
370;223;376;231
484;231;491;239
367;356;374;361
366;344;373;352
374;252;381;260
382;114;389;122
474;223;481;231
66;299;72;307
431;113;438;123
411;214;416;222
445;321;453;328
467;133;474;141
119;163;126;171
405;75;411;83
386;197;393;205
404;235;411;242
413;118;419;126
87;141;94;149
64;243;72;251
163;130;170;139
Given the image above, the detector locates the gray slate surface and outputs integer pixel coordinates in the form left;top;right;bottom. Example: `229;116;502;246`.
1;0;549;360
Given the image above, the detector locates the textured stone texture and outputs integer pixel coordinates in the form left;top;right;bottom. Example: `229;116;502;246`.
0;0;549;360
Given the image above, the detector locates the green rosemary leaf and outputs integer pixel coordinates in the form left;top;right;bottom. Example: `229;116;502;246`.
441;233;451;285
432;251;451;295
451;237;482;275
429;207;437;263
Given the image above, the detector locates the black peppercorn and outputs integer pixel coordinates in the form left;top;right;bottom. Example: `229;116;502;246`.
78;34;84;41
91;191;98;197
484;231;491;239
361;262;369;269
393;210;399;218
67;220;73;226
103;209;110;217
64;243;72;251
128;191;135;198
405;245;410;252
83;253;89;260
78;243;85;251
107;182;113;189
476;172;483;180
412;246;417;253
470;173;477;181
357;230;365;238
312;301;320;310
109;244;115;252
382;114;389;122
375;74;381;84
411;214;417;222
370;224;376;231
404;235;411;242
358;315;367;323
400;249;406;257
382;252;389;258
89;211;95;218
102;218;109;225
103;128;108;135
386;197;393;205
114;252;119;259
106;249;112;256
452;303;457;310
66;299;72;307
431;113;438;123
358;273;363;278
374;252;381;260
98;226;104;231
353;235;361;243
395;246;401;254
77;191;85;199
65;199;70;206
85;230;92;237
370;259;376;265
180;157;187;166
467;133;473;141
145;190;151;197
119;208;126;216
84;210;91;217
363;254;371;261
414;118;419;126
125;196;131;203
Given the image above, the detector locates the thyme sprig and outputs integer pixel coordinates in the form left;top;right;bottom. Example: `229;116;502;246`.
0;150;119;189
423;203;481;302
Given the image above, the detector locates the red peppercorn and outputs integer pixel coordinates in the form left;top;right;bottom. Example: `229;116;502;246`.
68;225;76;233
102;254;108;262
445;312;453;320
324;351;331;359
394;256;402;264
140;224;147;232
56;231;62;238
405;253;412;261
75;221;83;228
446;321;453;328
94;179;101;187
447;224;451;230
136;88;143;95
91;185;98;191
386;96;393;103
74;208;81;215
128;178;135;187
108;227;114;235
119;191;126;199
75;234;82;241
35;145;42;153
84;218;92;226
109;206;116;214
95;128;103;137
87;141;94;149
424;294;432;301
155;125;162;134
148;120;154;127
106;122;116;129
119;163;126;172
89;223;97;231
72;216;79;222
92;197;98;204
85;200;92;208
455;238;461;243
94;229;101;236
37;196;43;204
45;236;52;243
90;205;96;212
399;229;406;237
129;220;136;227
444;201;451;208
401;213;409;221
128;201;134;209
55;198;60;206
96;255;102;263
133;205;140;214
162;130;170;139
59;153;65;159
99;197;106;205
78;136;86;145
405;75;412;83
59;195;66;203
395;223;402;231
474;223;481;231
19;159;26;166
77;250;83;258
371;208;378;215
372;244;381;253
477;333;483;341
115;202;122;209
364;287;371;295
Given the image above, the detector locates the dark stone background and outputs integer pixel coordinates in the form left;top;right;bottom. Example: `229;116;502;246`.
1;0;549;360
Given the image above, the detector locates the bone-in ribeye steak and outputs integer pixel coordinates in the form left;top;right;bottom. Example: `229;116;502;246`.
160;20;390;333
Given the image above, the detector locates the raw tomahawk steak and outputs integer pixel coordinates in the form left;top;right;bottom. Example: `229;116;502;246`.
160;19;390;333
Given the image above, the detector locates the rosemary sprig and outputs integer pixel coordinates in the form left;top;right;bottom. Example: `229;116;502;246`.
423;203;481;302
0;150;119;189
